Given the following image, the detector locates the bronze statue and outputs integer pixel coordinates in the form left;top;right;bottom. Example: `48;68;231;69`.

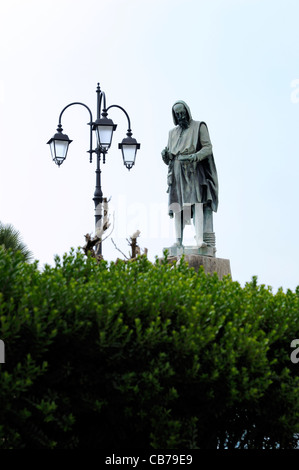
162;100;218;250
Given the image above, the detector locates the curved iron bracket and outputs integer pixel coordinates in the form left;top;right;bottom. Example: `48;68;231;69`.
106;104;132;136
58;102;95;163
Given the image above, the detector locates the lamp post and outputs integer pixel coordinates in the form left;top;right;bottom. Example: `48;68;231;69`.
47;83;140;256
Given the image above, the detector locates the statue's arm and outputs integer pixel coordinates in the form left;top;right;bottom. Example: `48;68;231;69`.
178;124;213;162
194;124;213;161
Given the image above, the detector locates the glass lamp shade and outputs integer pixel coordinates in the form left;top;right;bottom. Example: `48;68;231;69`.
47;132;72;166
118;136;140;170
93;117;117;150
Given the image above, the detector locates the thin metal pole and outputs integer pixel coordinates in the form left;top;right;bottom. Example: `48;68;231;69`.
96;83;102;119
93;148;103;255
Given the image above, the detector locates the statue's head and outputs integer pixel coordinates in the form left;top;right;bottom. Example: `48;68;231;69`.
172;101;191;130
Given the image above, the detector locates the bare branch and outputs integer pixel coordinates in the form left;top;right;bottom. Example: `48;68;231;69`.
111;238;129;259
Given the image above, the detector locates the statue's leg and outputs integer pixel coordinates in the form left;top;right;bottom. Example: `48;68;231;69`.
174;211;184;246
193;203;207;247
203;203;216;248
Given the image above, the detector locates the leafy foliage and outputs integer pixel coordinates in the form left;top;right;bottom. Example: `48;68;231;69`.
0;246;299;448
0;221;33;262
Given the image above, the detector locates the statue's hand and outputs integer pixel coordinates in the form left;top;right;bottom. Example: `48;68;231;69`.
178;154;197;162
161;147;171;164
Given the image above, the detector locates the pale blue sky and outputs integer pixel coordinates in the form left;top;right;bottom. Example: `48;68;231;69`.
0;0;299;292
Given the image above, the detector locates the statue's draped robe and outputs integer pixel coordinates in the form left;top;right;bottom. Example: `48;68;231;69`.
166;100;218;223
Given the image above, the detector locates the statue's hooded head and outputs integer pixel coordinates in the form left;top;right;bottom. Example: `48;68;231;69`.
172;100;192;130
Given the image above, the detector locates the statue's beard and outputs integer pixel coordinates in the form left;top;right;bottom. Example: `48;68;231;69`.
178;118;189;130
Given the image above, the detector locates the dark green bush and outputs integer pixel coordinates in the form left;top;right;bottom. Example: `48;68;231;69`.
1;246;299;449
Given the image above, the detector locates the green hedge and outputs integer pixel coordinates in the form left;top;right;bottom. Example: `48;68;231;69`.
0;246;299;449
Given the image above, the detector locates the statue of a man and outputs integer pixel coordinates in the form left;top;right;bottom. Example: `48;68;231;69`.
162;100;218;248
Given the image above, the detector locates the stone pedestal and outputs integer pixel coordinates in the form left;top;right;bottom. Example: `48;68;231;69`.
166;243;216;258
162;245;231;280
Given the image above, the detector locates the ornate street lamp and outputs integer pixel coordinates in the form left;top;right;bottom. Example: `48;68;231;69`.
47;124;72;166
47;82;140;255
119;132;140;170
93;113;117;150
